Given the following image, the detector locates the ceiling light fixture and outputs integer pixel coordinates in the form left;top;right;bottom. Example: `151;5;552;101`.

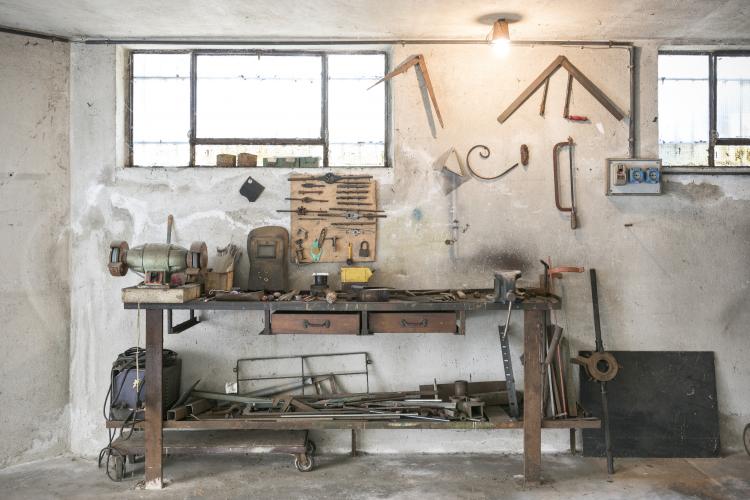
490;18;511;55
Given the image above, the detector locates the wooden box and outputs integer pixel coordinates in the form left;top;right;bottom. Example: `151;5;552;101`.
205;271;234;294
122;283;202;304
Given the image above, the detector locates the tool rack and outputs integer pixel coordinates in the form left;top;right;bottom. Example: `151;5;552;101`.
110;296;600;489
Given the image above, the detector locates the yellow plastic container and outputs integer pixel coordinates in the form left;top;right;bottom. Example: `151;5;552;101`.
340;267;373;284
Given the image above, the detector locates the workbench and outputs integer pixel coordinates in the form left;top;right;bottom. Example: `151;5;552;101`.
113;294;600;488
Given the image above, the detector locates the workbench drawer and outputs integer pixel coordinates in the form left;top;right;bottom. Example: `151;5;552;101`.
368;312;457;333
271;313;359;335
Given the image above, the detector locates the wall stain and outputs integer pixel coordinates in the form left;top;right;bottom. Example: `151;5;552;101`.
666;181;724;202
468;249;529;274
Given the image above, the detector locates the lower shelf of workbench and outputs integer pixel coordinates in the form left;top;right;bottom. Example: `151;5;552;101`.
106;417;599;431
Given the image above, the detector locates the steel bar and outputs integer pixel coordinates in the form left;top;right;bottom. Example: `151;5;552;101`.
144;309;163;489
590;269;614;475
544;326;564;365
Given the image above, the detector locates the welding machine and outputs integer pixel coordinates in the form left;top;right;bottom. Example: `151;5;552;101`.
109;347;181;421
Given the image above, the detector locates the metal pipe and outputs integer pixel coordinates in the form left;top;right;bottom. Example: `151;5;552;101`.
0;25;70;43
82;37;635;46
628;46;637;158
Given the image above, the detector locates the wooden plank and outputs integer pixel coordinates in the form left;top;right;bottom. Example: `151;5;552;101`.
122;283;201;304
107;416;600;431
271;312;359;334
560;58;626;120
523;309;544;485
144;309;163;489
498;56;565;123
369;312;456;333
125;294;562;312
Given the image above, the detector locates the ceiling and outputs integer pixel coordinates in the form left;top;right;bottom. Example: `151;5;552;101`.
0;0;748;42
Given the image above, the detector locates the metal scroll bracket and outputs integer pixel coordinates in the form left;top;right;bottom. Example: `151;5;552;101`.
466;145;519;181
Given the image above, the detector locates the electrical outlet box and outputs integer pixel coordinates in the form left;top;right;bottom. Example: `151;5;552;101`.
606;158;662;195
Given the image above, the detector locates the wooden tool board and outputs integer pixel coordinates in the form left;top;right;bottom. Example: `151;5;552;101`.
289;178;378;263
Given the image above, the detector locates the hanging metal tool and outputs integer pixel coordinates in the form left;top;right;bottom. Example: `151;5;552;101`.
298;190;324;195
553;137;577;229
285;197;328;203
301;183;325;188
291;173;372;184
310;228;327;263
336;189;370;194
368;54;444;128
276;207;328;216
582;269;616;475
466;145;518;181
498;300;520;418
563;73;589;122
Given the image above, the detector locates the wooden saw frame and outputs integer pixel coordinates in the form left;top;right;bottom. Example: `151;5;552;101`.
497;55;626;124
369;54;444;128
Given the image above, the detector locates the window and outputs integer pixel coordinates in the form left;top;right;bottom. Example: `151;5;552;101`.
129;50;388;167
659;52;750;168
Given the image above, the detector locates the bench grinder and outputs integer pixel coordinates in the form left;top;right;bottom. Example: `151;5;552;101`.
108;217;208;287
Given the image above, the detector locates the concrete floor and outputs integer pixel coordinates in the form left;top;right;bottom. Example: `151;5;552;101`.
1;453;749;499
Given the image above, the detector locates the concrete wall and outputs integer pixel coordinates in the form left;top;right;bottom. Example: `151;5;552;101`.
0;33;70;466
69;41;750;456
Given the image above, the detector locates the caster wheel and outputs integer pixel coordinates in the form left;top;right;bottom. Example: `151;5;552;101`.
306;440;316;456
109;455;125;481
295;454;315;472
744;423;750;456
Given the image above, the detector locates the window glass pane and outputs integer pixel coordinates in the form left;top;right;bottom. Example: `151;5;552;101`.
715;145;750;166
196;55;321;139
194;144;323;167
328;54;385;166
658;54;709;166
717;56;750;139
131;53;190;166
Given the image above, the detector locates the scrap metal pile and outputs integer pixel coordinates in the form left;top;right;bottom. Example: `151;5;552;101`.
169;379;503;423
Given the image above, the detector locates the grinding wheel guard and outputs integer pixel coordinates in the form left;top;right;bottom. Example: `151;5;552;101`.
572;351;619;382
186;241;208;276
108;241;129;276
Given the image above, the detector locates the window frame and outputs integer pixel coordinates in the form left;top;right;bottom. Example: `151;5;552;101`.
126;48;391;168
659;49;750;171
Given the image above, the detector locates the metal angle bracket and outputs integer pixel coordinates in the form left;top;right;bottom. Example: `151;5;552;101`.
497;55;626;124
369;54;444;128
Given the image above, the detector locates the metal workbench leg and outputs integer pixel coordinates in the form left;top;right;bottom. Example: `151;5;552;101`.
523;309;544;486
144;309;164;489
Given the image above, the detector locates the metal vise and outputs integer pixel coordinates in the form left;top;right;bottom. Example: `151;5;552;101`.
108;240;208;287
493;270;522;303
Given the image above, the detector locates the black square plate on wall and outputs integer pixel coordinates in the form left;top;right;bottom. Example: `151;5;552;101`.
580;351;720;458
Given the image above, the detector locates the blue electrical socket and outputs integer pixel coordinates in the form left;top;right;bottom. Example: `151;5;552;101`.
645;167;660;184
629;167;645;184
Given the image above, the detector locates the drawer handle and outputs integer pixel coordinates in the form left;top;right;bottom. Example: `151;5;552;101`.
303;319;331;329
400;318;428;328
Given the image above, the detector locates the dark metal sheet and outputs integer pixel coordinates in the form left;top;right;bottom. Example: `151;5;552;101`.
580;351;720;458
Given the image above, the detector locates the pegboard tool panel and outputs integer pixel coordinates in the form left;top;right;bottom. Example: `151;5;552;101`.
288;177;378;264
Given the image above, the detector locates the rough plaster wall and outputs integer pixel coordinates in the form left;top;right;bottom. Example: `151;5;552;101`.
0;33;70;466
69;41;750;456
